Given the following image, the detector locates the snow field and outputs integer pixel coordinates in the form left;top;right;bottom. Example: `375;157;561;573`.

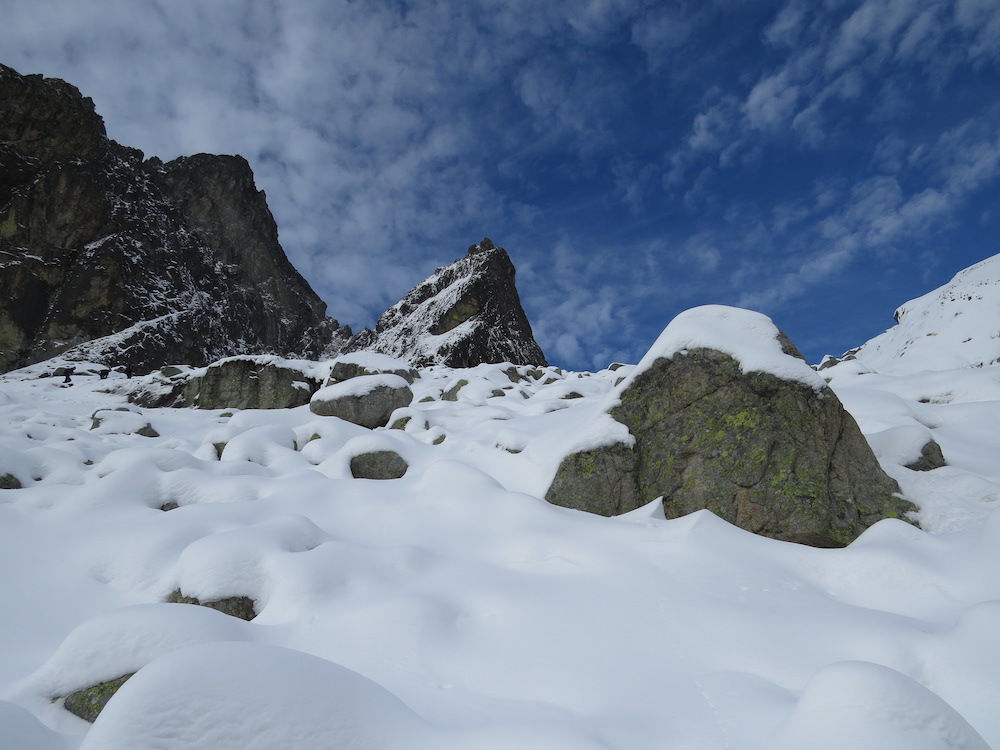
0;342;998;748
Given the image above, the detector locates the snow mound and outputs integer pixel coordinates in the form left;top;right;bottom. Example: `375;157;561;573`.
774;660;989;750
78;642;428;750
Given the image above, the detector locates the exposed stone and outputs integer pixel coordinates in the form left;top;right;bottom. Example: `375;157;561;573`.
350;450;409;480
905;439;947;471
0;474;22;489
167;589;256;621
62;673;134;723
546;332;914;547
309;375;413;428
389;416;412;430
182;357;320;410
545;443;642;517
346;238;547;368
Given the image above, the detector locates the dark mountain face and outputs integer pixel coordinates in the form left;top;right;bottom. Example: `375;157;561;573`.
0;64;334;374
347;238;547;367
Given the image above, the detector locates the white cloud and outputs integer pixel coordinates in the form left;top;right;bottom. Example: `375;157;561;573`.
744;70;802;131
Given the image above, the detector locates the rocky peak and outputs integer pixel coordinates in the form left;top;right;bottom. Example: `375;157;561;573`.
348;238;547;368
0;64;334;374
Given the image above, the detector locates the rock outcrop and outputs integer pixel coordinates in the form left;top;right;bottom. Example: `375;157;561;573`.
546;306;915;547
181;357;322;410
0;64;336;374
347;238;546;368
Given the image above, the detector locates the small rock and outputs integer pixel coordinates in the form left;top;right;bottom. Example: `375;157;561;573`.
350;450;409;480
62;674;135;723
167;590;256;621
905;439;947;471
0;474;22;489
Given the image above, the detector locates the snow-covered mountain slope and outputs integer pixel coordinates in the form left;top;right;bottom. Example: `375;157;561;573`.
827;253;1000;375
347;238;547;368
3;282;1000;750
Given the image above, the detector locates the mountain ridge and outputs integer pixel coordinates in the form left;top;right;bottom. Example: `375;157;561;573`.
0;64;546;374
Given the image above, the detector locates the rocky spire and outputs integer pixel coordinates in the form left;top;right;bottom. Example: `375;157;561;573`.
347;238;547;367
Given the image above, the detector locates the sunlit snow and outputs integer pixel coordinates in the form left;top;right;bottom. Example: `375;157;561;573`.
2;295;1000;749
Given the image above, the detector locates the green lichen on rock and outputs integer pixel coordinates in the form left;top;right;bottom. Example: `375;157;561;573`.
547;346;914;547
0;474;22;489
429;295;482;335
441;380;469;401
62;673;134;722
167;589;256;620
545;443;642;517
390;416;412;430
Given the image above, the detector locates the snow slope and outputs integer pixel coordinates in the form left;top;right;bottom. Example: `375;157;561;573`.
833;253;1000;375
2;294;1000;749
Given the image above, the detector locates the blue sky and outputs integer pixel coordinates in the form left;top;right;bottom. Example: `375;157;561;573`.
3;0;999;370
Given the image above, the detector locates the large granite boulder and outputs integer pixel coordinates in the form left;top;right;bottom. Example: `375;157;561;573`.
546;306;915;547
346;238;547;368
181;357;321;410
309;374;413;428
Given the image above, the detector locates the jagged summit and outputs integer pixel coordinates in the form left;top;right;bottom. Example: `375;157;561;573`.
347;238;547;367
0;63;334;373
823;253;1000;375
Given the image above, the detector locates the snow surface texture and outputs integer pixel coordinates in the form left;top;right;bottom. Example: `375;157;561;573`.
2;298;1000;748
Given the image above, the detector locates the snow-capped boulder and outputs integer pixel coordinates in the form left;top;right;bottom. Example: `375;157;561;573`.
325;351;417;385
546;306;914;547
181;357;322;410
346;238;547;368
309;374;413;428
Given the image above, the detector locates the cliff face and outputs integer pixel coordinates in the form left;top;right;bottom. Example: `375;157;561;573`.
0;64;333;373
347;238;547;367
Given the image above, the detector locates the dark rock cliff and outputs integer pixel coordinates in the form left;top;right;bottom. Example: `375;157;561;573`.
348;238;547;367
0;64;334;374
